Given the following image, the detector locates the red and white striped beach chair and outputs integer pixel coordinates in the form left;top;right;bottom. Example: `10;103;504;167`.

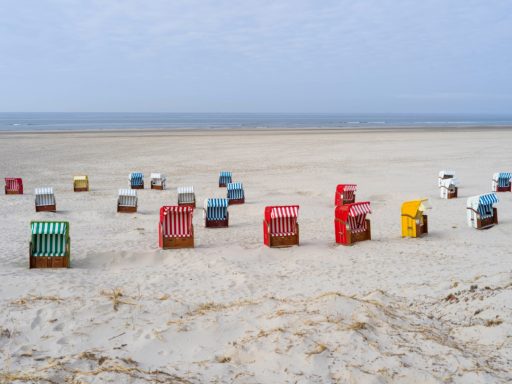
334;202;371;245
263;205;299;247
159;206;194;249
5;178;23;194
334;184;356;206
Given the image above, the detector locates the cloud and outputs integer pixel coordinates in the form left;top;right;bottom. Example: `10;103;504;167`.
0;0;511;112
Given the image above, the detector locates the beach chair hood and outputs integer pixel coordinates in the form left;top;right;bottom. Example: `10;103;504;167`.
227;182;244;200
204;198;229;220
335;184;357;205
35;187;56;206
402;198;430;219
118;188;137;206
30;221;69;257
160;206;194;237
265;205;299;236
335;202;371;231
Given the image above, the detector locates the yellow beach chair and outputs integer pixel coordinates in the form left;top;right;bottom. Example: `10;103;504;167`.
73;175;89;192
401;199;430;238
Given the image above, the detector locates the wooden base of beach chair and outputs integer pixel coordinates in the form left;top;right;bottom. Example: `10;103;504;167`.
29;243;69;268
447;188;458;199
205;218;229;228
267;225;300;247
151;183;164;190
74;187;88;192
118;205;137;213
131;183;144;190
477;208;498;229
219;183;227;188
5;189;22;195
228;197;245;205
35;205;56;212
341;220;371;245
178;202;196;208
30;256;69;268
496;185;511;192
162;235;194;249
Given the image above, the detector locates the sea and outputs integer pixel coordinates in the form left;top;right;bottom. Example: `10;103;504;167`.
1;113;512;132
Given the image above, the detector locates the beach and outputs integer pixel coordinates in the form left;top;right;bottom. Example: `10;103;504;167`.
0;128;511;383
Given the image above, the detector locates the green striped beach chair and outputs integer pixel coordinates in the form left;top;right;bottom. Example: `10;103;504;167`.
29;221;70;268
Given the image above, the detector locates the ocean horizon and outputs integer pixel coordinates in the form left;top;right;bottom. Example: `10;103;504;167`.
1;112;512;132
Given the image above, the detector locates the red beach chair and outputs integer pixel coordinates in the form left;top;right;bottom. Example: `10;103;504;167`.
5;178;23;194
263;205;299;247
334;202;371;245
334;184;357;206
159;206;194;249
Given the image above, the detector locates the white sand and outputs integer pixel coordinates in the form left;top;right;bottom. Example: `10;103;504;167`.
0;128;511;383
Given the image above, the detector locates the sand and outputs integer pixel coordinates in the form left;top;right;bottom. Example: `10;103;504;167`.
0;128;511;383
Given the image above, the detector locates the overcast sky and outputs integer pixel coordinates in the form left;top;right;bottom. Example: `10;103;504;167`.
1;0;511;113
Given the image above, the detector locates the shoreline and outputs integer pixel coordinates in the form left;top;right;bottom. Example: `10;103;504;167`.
1;124;512;137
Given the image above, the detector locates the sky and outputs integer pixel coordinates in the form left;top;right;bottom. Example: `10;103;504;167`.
0;0;511;113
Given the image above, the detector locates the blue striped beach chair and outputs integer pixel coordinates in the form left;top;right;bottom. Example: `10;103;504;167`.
178;186;196;208
118;189;138;213
227;182;245;204
218;171;232;187
29;221;70;268
129;172;144;189
204;198;229;227
35;187;56;212
467;193;498;229
492;172;511;192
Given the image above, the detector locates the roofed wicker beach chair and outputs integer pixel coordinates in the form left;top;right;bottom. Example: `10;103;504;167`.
129;172;144;189
492;172;511;192
5;177;23;194
263;205;300;247
117;189;137;213
227;182;245;204
218;171;232;187
177;186;196;208
204;198;229;227
334;202;371;245
334;184;357;206
438;170;456;187
159;206;194;249
29;221;70;268
35;187;56;212
439;177;459;199
401;198;431;238
467;193;498;229
150;173;166;190
73;175;89;192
